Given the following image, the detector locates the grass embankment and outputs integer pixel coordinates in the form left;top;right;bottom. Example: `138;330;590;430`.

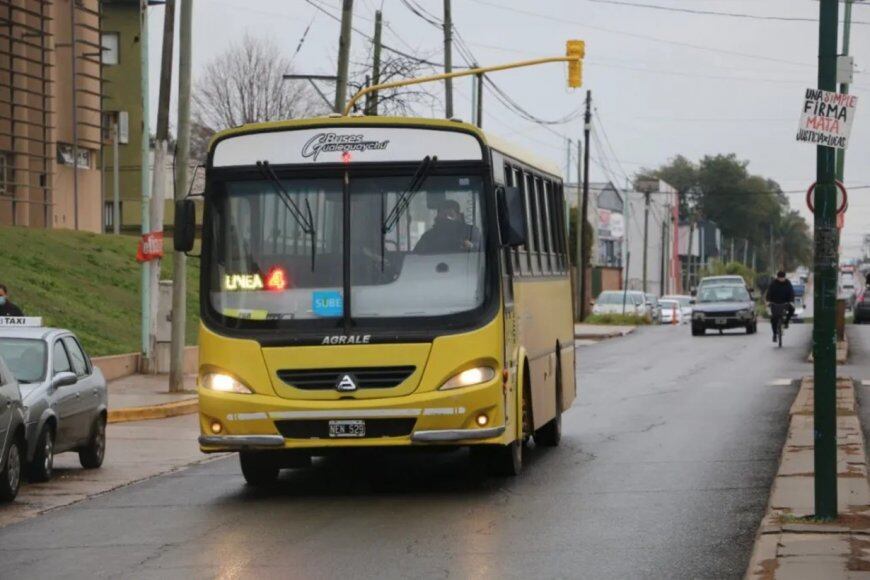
584;313;651;326
0;227;199;356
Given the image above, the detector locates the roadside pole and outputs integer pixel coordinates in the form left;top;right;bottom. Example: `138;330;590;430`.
169;0;192;393
334;0;354;113
139;0;151;363
147;0;176;372
579;90;591;320
112;122;120;235
366;10;382;116
836;0;853;184
576;138;583;318
443;0;453;118
814;0;840;520
642;191;650;292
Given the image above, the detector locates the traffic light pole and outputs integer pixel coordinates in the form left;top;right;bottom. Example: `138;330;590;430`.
836;0;853;184
814;0;839;520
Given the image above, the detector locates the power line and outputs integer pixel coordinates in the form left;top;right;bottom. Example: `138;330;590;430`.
587;0;870;25
468;0;816;69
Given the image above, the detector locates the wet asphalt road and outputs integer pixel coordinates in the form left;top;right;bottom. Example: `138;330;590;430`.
0;323;812;579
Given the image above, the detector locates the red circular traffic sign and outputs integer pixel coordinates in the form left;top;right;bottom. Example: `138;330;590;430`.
806;180;848;214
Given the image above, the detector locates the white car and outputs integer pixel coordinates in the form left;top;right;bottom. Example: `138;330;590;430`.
592;290;649;317
659;299;682;324
661;294;693;322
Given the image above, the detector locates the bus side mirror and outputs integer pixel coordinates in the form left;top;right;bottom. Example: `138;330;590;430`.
174;199;196;253
497;186;527;248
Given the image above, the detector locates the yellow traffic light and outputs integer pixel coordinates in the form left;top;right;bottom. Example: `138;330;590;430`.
566;39;585;88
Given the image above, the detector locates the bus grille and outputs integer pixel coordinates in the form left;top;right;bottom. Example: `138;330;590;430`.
275;419;416;439
277;366;416;390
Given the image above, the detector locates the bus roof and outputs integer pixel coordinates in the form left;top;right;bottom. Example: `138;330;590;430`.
209;115;563;180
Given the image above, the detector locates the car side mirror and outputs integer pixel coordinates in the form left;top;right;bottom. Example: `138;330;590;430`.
174;199;196;253
51;371;77;389
496;186;527;248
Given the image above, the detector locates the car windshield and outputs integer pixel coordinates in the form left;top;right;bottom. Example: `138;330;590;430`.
208;172;487;322
660;300;679;309
0;338;46;383
663;295;691;307
698;285;750;303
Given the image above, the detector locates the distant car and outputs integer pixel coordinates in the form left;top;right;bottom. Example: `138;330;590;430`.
792;297;806;322
691;284;757;336
591;290;649;317
839;271;856;309
661;294;693;322
855;287;870;324
659;299;682;324
0;354;25;502
0;322;107;483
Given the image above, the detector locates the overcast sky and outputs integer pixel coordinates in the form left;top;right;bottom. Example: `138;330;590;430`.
147;0;870;259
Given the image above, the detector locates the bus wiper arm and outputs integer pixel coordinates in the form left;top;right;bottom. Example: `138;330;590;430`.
382;155;437;234
256;160;318;270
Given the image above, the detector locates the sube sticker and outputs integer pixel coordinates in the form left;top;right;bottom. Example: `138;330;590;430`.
313;291;343;317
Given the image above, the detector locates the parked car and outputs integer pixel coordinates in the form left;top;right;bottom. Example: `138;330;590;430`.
691;284;758;336
855;287;870;324
0;323;107;482
591;290;649;318
659;299;682;324
661;294;693;322
839;271;857;309
0;355;26;501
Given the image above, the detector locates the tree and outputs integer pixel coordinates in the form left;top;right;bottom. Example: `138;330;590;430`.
635;155;697;218
347;52;439;116
191;34;327;160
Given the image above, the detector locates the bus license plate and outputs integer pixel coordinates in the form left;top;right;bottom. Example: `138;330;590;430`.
715;317;727;325
328;420;365;438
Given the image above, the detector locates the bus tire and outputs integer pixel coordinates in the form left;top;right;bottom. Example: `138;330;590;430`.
485;439;523;477
534;354;562;447
239;452;280;486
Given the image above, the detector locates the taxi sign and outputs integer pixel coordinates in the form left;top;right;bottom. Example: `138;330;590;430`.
0;316;43;327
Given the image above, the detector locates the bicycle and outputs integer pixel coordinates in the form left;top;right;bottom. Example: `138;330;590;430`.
769;302;790;348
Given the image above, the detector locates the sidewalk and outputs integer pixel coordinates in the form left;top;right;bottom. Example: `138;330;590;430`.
0;414;217;528
574;323;636;341
107;373;198;423
745;377;870;578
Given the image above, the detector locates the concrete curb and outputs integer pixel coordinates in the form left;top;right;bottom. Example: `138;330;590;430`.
807;339;848;364
745;377;870;578
574;326;637;341
107;398;198;424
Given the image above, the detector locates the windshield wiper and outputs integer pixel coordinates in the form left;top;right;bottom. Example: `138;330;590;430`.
256;161;318;270
382;155;437;234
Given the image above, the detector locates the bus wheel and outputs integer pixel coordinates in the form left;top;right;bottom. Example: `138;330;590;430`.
239;452;280;486
534;358;562;447
485;439;523;477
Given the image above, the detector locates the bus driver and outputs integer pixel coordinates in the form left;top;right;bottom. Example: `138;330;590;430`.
414;200;480;254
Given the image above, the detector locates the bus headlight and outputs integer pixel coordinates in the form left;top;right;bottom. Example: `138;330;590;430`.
440;367;496;391
693;312;705;320
201;372;254;394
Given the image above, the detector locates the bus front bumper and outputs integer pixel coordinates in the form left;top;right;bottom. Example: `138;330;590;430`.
198;379;510;452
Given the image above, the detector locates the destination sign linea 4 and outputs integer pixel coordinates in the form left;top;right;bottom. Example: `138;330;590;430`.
796;88;858;150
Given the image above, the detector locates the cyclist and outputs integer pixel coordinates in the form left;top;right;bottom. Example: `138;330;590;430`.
766;270;795;342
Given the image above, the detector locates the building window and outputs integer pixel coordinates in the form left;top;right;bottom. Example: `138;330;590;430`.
57;144;91;169
102;32;119;65
0;153;10;196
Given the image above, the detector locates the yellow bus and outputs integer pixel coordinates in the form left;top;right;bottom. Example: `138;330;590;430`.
174;116;577;482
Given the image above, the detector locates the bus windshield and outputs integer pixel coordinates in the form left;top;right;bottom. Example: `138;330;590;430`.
208;172;487;322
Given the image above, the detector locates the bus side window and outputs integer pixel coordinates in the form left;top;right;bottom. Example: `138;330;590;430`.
536;176;552;274
549;180;566;273
504;163;522;276
525;172;541;275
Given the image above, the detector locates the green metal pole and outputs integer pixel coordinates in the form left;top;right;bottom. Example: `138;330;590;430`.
836;0;852;183
814;0;839;520
140;0;152;361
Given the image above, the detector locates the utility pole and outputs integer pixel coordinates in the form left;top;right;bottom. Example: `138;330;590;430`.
334;0;354;113
743;238;749;265
836;0;853;183
366;10;382;115
169;0;193;392
443;0;453;118
642;191;650;292
139;0;152;363
579;90;591;320
476;74;483;128
112;122;120;235
814;0;839;520
730;237;735;264
146;0;176;372
575;138;583;315
769;224;775;273
686;218;694;291
565;138;571;184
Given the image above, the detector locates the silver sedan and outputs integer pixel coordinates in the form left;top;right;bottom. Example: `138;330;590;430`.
0;326;108;482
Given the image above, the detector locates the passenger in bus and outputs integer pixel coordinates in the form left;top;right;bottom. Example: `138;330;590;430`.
414;200;480;254
0;284;24;317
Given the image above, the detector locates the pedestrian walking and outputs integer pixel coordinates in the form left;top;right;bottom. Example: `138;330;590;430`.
0;284;24;316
